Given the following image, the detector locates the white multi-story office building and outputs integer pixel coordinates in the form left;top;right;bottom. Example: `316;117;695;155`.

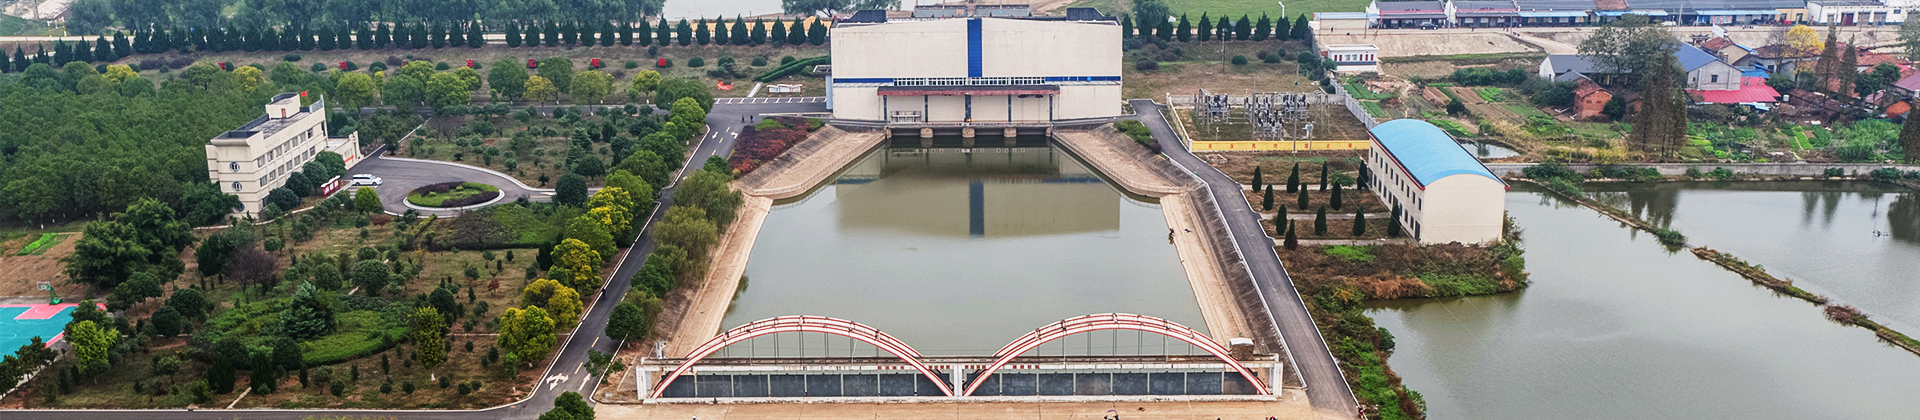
205;93;365;217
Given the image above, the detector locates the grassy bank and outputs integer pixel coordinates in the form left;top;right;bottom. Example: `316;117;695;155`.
1282;221;1526;419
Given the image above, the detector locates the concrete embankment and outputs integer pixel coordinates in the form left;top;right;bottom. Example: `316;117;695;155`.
658;126;886;357
1052;126;1274;354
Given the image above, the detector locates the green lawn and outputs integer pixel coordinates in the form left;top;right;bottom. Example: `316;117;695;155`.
0;14;51;36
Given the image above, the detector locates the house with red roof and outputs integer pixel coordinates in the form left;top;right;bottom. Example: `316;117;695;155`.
1689;76;1780;105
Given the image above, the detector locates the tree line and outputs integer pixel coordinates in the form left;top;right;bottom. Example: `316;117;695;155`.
0;61;273;223
66;0;668;36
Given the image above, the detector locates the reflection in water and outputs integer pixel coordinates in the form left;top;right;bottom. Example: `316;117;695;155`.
833;147;1120;238
724;145;1204;356
1892;194;1920;243
1458;141;1519;159
1370;186;1920;420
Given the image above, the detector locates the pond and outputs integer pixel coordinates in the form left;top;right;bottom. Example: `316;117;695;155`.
1368;184;1920;420
716;145;1209;357
1458;141;1518;159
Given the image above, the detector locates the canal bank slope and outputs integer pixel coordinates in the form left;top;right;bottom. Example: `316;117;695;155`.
1051;126;1264;349
1130;99;1360;420
658;125;889;357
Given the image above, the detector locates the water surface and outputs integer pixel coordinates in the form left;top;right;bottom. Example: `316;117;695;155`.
721;146;1206;356
1369;186;1920;420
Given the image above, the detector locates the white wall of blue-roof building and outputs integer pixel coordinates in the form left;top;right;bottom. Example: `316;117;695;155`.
1363;120;1507;245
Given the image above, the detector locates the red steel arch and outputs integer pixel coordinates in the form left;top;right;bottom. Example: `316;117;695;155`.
648;315;954;398
961;313;1268;396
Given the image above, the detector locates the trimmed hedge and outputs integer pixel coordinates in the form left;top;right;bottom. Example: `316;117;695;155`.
753;56;829;83
407;182;501;208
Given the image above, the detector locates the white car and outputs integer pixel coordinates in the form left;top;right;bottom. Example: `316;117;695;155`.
350;174;383;186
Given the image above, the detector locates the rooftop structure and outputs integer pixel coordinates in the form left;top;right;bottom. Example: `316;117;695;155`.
1364;119;1506;244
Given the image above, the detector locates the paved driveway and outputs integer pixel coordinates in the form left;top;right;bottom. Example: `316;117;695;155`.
344;154;547;216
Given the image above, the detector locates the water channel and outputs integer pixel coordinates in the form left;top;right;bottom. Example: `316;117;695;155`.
717;144;1209;357
1370;183;1920;420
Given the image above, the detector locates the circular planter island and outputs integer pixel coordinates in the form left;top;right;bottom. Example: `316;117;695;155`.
406;181;504;210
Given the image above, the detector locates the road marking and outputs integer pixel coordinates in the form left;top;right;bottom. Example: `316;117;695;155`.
573;362;585;374
577;377;594;392
545;374;570;390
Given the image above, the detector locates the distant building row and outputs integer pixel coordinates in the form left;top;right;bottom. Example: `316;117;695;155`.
1316;0;1906;29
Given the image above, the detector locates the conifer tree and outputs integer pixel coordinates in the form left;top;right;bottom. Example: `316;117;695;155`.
1122;15;1134;39
1274;205;1288;230
1252;166;1264;187
678;19;694;46
1837;37;1858;97
1275;15;1291;40
711;18;728;45
809;20;827;45
601;21;616;46
1287;163;1300;193
770;20;786;45
1330;182;1343;210
1627;55;1688;161
1314;206;1329;235
1296;186;1309;210
1262;184;1274;211
1254;14;1271;41
750;19;767;45
664;19;679;45
1177;14;1191;42
1197;13;1212;42
637;19;653;46
1352;207;1368;236
471;22;486;48
788;18;805;45
1216;15;1230;40
1283;221;1298;250
1318;164;1329;191
1236;15;1252;40
506;22;522;47
731;17;749;45
695;18;710;45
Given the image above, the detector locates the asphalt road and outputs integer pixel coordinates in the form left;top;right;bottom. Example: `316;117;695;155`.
1129;99;1360;418
343;154;546;216
5;99;828;420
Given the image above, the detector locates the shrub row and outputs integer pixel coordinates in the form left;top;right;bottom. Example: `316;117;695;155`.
753;55;828;82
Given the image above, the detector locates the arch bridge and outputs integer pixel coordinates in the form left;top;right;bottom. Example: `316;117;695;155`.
645;313;1275;399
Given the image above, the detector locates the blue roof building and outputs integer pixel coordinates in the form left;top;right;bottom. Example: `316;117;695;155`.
1364;119;1508;244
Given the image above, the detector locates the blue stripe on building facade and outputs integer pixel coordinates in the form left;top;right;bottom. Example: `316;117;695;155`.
967;19;984;78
